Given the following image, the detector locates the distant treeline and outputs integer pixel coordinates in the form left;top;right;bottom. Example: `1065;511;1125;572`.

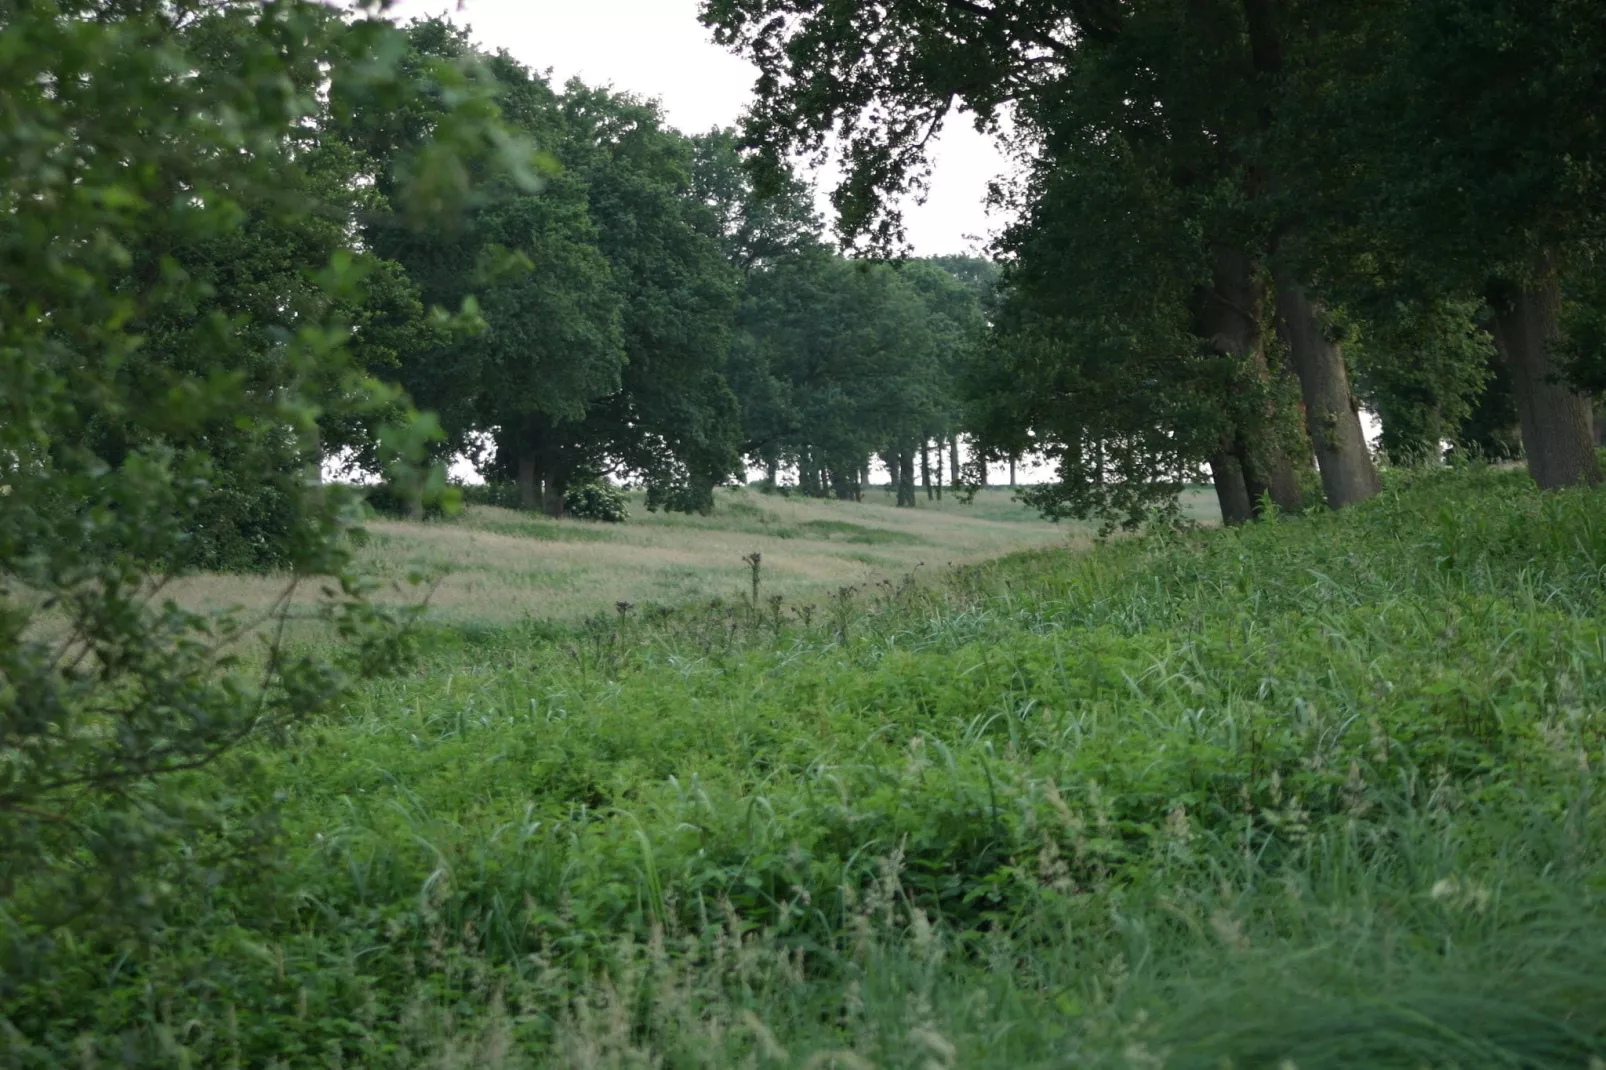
315;21;1001;524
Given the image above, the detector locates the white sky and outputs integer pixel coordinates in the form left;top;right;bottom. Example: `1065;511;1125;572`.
384;0;1009;257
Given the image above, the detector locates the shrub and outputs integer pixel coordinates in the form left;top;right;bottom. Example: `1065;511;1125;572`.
564;480;630;522
363;480;447;520
459;480;525;510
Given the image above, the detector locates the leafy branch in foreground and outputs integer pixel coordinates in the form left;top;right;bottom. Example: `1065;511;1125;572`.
0;0;532;957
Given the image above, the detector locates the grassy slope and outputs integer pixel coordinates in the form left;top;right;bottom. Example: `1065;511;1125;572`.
9;467;1606;1067
164;485;1153;626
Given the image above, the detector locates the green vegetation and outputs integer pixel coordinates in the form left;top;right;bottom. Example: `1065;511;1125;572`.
5;1;1606;1066
7;466;1605;1065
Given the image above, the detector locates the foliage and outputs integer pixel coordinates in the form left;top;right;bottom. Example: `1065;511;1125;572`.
703;0;1606;514
563;480;630;524
0;0;527;978
5;467;1605;1064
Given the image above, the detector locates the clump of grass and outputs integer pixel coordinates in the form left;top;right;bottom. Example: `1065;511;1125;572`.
6;465;1605;1067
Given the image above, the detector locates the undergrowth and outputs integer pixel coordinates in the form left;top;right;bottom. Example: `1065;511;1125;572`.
3;465;1605;1067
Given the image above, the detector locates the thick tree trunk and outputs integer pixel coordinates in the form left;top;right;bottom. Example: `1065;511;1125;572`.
921;441;933;500
831;469;858;500
1488;263;1602;490
949;436;961;490
1210;449;1254;526
764;459;779;488
1194;247;1304;516
896;449;917;507
517;452;540;511
1237;427;1302;516
1008;453;1017;487
1274;277;1380;509
542;476;566;518
799;449;821;497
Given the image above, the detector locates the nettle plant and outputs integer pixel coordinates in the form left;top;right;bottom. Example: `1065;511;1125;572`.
0;0;537;967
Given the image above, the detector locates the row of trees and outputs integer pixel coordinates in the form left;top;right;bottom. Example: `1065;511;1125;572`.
326;21;999;519
702;0;1606;526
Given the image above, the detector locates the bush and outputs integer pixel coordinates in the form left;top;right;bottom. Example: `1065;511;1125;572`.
458;480;525;510
362;480;445;520
564;480;629;522
646;481;716;515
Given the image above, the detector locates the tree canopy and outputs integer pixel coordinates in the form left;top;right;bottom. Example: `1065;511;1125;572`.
702;0;1605;521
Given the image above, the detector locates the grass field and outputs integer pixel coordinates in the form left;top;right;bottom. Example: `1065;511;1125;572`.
9;466;1606;1067
168;484;1221;626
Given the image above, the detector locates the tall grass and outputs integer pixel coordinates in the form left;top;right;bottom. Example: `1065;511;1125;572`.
3;465;1603;1067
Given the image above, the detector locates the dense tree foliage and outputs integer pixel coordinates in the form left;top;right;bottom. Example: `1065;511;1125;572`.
0;0;523;985
702;0;1605;524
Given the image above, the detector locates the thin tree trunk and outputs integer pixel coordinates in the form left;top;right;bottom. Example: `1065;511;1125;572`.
1274;276;1380;508
949;436;961;490
934;439;944;500
1210;449;1254;526
921;441;933;500
1489;260;1603;490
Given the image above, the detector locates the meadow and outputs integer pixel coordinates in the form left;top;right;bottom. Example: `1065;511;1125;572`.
166;485;1215;626
6;465;1606;1067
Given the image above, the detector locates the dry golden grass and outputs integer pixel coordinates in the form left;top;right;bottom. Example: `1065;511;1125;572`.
166;485;1221;627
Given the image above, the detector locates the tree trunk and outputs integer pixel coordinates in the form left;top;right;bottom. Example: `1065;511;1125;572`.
1194;246;1303;515
1488;261;1603;490
1237;427;1301;516
799;449;821;497
764;459;778;488
1210;449;1254;526
896;449;917;507
831;468;858;500
517;452;540;511
934;439;944;501
542;475;566;518
921;441;933;500
949;436;961;490
1274;277;1380;508
1008;453;1017;487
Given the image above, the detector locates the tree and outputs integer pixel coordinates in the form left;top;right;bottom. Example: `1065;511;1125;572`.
700;0;1389;516
1;0;524;981
345;24;628;512
552;84;745;515
1276;0;1604;488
